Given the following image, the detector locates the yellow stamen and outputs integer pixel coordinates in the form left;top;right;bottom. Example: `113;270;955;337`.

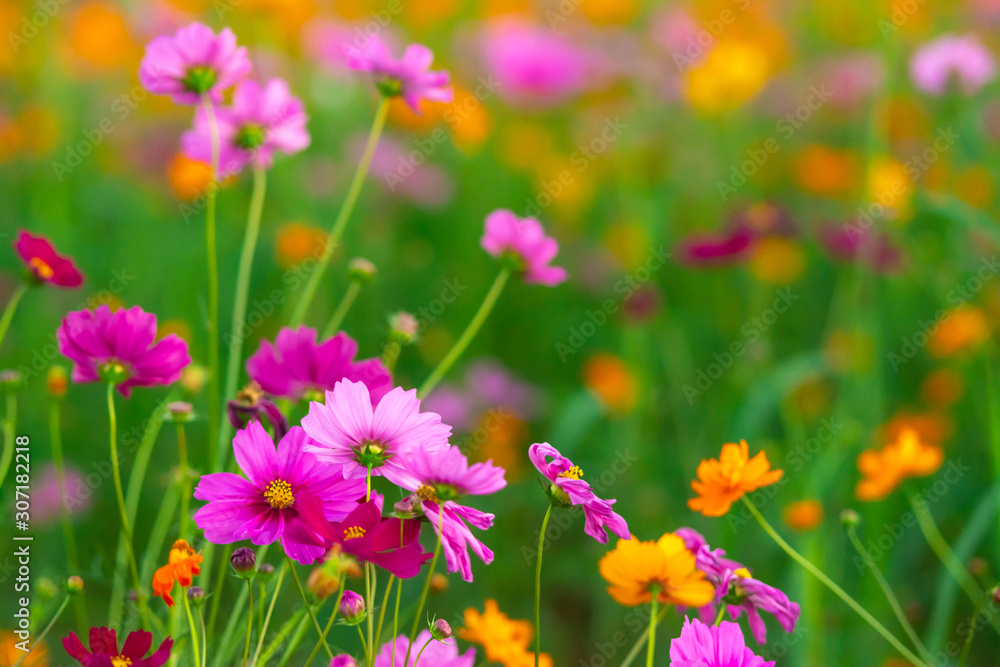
264;479;294;509
733;568;752;579
29;257;54;279
344;525;366;540
112;657;133;667
558;466;584;480
417;484;438;502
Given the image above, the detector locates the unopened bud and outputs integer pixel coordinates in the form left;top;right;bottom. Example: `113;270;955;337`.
430;618;452;640
348;258;377;284
187;586;206;605
256;563;275;581
230;547;257;578
394;496;417;517
48;366;69;398
66;576;84;595
0;369;22;390
388;312;419;345
840;509;860;527
168;401;194;422
339;591;366;625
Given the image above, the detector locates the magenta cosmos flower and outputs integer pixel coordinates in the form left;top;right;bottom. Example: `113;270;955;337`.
481;209;568;286
301;379;451;488
911;34;996;96
375;630;476;667
817;223;903;273
57;305;191;397
529;443;629;544
669;619;774;667
345;35;453;113
677;528;800;644
246;327;392;405
193;422;366;564
63;627;172;667
400;445;506;582
15;230;84;288
139;22;252;105
183;78;310;176
289;493;430;577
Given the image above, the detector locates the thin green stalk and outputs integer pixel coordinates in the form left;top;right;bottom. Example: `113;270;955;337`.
366;562;376;666
391;563;402;666
177;421;191;539
413;636;433;666
212;544;269;667
846;525;933;664
742;497;927;666
405;507;444;665
713;605;726;626
207;544;233;641
908;494;983;604
140;483;181;586
218;166;268;465
291;99;389;326
356;625;369;660
252;562;287;667
286;552;334;660
184;594;202;667
305;580;345;666
203;94;221;474
13;594;69;666
323;280;362;338
106;383;142;624
375;575;395;647
957;592;991;667
0;391;17;492
243;580;255;667
49;399;87;632
265;609;306;667
646;599;659;667
199;607;208;667
418;267;511;398
619;606;668;667
534;506;552;667
0;282;28;351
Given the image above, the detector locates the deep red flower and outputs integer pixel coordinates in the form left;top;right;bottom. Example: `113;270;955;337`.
14;230;84;288
63;627;172;667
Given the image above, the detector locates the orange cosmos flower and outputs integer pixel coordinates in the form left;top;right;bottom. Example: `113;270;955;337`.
783;500;824;532
275;222;328;269
599;533;715;608
459;600;553;667
928;306;991;358
152;539;203;607
688;440;783;516
1;630;47;666
584;353;638;414
856;428;943;502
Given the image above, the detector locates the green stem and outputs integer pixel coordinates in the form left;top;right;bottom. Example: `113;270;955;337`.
534;506;552;667
957;592;991;667
207;544;233;642
13;594;69;666
742;497;927;666
184;593;202;667
262;608;306;667
219;166;268;465
405;507;444;665
366;562;376;666
417;267;510;399
286;552;334;660
391;563;402;666
203;94;221;474
177;422;191;539
305;579;345;666
375;575;395;648
49;399;87;633
908;493;983;604
244;580;254;667
0;283;27;352
646;599;659;667
323;280;362;338
0;391;17;504
356;624;369;659
713;605;726;626
619;606;668;667
846;525;933;664
199;607;208;667
106;383;142;623
413;636;433;666
291;99;389;326
252;562;287;667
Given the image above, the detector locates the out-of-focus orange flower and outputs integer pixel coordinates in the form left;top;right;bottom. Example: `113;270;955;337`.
403;0;459;28
584;354;638;414
688;440;783;516
388;86;492;152
68;1;136;71
783;500;824;532
0;3;21;73
459;600;553;667
793;145;859;196
921;369;964;408
17;106;60;157
928;306;991;357
0;112;24;161
471;412;527;480
1;630;47;666
857;428;943;501
684;40;770;113
276;222;328;269
867;157;912;220
152;539;203;607
479;0;532;17
599;533;715;607
333;0;380;19
879;412;951;449
581;0;637;25
168;154;213;201
163;0;209;12
749;237;805;284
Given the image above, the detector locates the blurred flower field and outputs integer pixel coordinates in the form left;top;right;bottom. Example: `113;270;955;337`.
2;0;1000;665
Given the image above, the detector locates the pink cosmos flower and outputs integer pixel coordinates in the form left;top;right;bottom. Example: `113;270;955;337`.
27;464;92;524
481;210;568;286
57;305;191;398
330;656;358;667
139;22;252;105
345;35;452;113
14;230;84;288
529;443;630;544
63;627;173;667
289;494;430;577
246;327;392;405
669;619;774;667
676;528;800;644
375;630;476;666
424;359;543;431
182;78;310;176
192;423;366;564
301;380;451;488
911;34;997;96
399;445;506;582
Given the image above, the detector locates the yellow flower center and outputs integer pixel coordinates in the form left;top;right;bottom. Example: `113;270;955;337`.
343;526;366;540
112;657;132;667
29;257;54;279
417;484;438;502
558;466;584;480
733;568;752;579
264;479;294;509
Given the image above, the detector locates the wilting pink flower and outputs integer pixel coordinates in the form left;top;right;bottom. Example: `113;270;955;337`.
345;35;452;113
817;223;903;273
289;494;430;577
139;22;252;105
247;327;392;405
27;464;92;524
374;630;476;666
302;380;451;488
183;78;310;175
911;34;997;96
529;443;629;544
193;423;366;564
14;231;84;288
677;528;800;644
669;619;774;667
57;305;191;397
63;627;173;667
481;210;568;286
399;446;506;582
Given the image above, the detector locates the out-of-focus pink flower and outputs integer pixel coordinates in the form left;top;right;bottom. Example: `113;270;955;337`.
363;135;454;208
28;464;92;524
14;230;84;288
303;20;400;76
182;78;309;175
481;210;568;286
911;34;997;96
820;53;885;109
817;223;904;273
139;22;252;105
425;359;543;432
345;35;452;113
677;227;755;265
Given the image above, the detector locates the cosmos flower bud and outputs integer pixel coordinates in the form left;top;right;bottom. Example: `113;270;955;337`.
256;563;275;581
347;258;377;284
47;365;69;398
230;547;256;578
187;586;206;606
0;369;22;391
840;509;861;527
339;591;366;625
330;656;358;667
430;618;452;640
66;576;85;595
168;401;194;423
307;566;341;601
394;496;418;517
388;312;419;345
992;586;1000;606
